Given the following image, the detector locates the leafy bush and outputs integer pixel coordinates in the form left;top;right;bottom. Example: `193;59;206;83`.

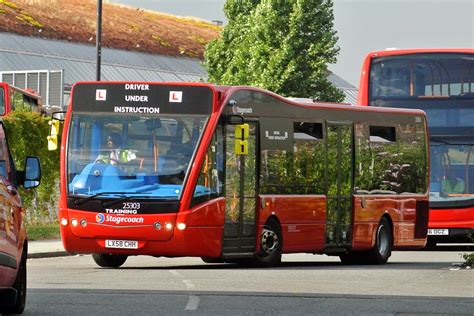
462;253;473;267
3;111;61;223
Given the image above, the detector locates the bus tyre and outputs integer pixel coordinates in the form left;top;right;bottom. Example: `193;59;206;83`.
254;218;282;267
92;253;128;268
367;217;392;264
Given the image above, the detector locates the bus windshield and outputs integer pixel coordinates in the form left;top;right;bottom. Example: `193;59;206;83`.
369;53;474;101
67;113;207;200
430;142;474;207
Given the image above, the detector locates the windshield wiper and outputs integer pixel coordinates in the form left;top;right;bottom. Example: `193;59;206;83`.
73;191;129;206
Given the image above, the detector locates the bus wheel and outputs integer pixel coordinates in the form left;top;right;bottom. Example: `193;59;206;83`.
367;217;392;264
254;218;282;267
0;250;27;314
92;253;128;268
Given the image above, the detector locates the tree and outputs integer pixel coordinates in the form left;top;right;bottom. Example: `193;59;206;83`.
204;0;344;102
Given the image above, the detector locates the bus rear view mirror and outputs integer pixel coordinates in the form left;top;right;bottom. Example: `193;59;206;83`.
47;119;60;151
51;111;66;121
23;156;41;189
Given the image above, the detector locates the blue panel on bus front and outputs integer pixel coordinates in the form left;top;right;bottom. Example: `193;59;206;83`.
69;163;182;198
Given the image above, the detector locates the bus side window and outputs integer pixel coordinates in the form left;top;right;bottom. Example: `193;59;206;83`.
191;124;224;206
293;122;325;194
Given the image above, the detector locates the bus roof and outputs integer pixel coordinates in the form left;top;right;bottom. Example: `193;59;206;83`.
69;81;427;119
365;48;474;58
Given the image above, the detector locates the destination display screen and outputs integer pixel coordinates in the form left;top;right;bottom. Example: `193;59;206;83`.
71;83;214;115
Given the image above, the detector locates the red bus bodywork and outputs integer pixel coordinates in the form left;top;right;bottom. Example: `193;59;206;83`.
0;82;44;116
59;82;429;264
357;48;474;244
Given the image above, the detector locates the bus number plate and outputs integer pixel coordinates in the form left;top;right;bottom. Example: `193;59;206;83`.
105;240;138;249
427;229;449;236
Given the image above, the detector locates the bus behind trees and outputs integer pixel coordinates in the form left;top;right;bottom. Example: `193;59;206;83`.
0;82;44;116
52;82;429;268
357;49;474;246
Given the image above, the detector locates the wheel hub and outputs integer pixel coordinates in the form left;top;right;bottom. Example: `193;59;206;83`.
261;228;279;254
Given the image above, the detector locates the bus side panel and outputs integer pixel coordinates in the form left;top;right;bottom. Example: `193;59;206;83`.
258;195;326;253
429;207;474;229
352;195;427;250
352;196;399;251
183;197;225;227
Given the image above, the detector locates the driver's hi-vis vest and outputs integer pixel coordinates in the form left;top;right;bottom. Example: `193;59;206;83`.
442;177;465;194
96;149;137;165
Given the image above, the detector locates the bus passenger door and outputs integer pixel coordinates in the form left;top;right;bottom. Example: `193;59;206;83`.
326;122;353;249
222;123;257;257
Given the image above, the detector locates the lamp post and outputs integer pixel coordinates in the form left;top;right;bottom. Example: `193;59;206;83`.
96;0;103;81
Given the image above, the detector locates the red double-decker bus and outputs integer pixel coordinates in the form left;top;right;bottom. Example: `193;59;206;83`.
52;82;429;267
357;48;474;246
0;82;44;116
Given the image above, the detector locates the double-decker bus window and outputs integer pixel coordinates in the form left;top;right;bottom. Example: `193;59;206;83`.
192;124;224;206
370;53;474;101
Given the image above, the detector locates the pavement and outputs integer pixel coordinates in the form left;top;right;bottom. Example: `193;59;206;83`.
28;239;69;259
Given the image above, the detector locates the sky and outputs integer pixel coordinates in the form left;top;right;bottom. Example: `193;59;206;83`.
108;0;474;87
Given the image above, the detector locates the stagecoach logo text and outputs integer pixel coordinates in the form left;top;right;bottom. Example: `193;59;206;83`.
95;214;145;225
114;106;160;114
233;106;253;114
265;130;288;141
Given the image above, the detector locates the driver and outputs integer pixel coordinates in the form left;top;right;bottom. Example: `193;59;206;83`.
95;132;137;165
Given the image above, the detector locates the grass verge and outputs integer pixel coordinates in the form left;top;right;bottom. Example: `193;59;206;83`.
26;222;60;241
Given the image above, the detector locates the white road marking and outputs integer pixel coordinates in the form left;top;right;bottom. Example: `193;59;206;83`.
169;270;199;310
185;295;200;311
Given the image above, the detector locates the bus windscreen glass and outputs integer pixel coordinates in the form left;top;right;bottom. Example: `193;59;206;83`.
430;143;474;207
369;53;474;101
67;114;207;200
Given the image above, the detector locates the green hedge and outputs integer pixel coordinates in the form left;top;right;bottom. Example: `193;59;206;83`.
3;111;61;223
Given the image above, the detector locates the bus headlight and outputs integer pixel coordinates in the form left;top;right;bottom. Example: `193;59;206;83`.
176;223;186;230
71;219;78;227
61;218;68;226
165;222;173;230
